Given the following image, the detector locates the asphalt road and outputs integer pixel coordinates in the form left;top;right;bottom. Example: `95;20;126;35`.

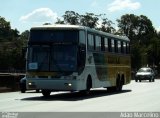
0;80;160;112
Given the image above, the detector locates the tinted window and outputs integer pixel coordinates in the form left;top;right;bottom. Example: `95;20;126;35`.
104;38;108;51
108;38;111;52
114;40;118;53
111;39;115;52
121;41;124;53
117;40;121;53
88;34;94;50
28;45;77;72
123;42;126;54
126;42;130;54
79;30;86;45
95;35;101;51
101;37;105;51
29;30;78;43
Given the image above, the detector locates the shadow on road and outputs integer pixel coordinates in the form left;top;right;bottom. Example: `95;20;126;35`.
21;89;132;101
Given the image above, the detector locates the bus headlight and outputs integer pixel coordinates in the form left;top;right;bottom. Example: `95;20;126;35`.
68;83;72;86
64;83;72;87
28;82;32;85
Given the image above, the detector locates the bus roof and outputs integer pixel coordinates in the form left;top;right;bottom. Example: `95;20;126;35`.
31;24;130;41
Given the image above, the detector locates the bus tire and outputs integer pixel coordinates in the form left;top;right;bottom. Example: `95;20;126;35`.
152;78;155;82
107;86;116;92
119;75;124;91
107;75;123;92
42;90;51;97
20;89;26;93
80;76;92;95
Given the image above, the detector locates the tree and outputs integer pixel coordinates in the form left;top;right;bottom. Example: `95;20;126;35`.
55;11;115;33
19;30;29;46
0;16;29;71
97;14;115;33
137;15;155;45
80;13;99;28
117;14;139;41
0;16;20;41
63;11;80;25
117;14;155;44
55;18;65;24
0;16;11;41
10;28;20;41
117;14;156;69
147;37;160;68
131;41;142;69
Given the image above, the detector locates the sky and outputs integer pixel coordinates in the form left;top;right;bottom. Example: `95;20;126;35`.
0;0;160;33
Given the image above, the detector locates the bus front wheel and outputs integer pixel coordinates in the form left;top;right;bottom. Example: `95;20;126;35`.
42;90;51;97
80;76;92;95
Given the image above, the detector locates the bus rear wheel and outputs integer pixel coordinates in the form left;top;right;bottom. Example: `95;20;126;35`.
107;76;123;92
42;90;51;97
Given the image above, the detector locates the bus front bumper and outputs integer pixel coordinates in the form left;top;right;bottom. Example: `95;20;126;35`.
26;78;83;91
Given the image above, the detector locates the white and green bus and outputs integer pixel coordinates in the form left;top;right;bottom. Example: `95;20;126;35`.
26;24;131;97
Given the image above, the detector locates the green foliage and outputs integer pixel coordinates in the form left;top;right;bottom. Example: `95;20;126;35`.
117;14;159;70
147;37;160;66
63;11;80;25
55;18;65;24
56;11;115;33
0;16;29;71
80;13;99;28
130;41;142;69
97;14;115;33
18;30;29;46
117;14;155;42
0;16;11;41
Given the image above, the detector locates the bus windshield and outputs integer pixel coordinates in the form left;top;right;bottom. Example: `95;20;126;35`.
28;45;77;72
27;29;79;72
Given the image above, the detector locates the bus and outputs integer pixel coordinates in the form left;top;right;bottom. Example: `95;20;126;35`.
26;24;131;97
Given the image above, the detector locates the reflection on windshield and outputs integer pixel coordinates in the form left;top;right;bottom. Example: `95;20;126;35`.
28;45;77;72
51;45;77;71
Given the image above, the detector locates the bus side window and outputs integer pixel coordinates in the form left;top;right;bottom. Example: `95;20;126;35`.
123;42;126;54
95;35;101;51
126;42;130;54
101;37;105;51
118;40;121;53
111;39;115;52
114;40;118;53
128;43;130;54
108;38;111;52
87;34;94;51
79;30;86;45
104;38;108;52
121;41;124;53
